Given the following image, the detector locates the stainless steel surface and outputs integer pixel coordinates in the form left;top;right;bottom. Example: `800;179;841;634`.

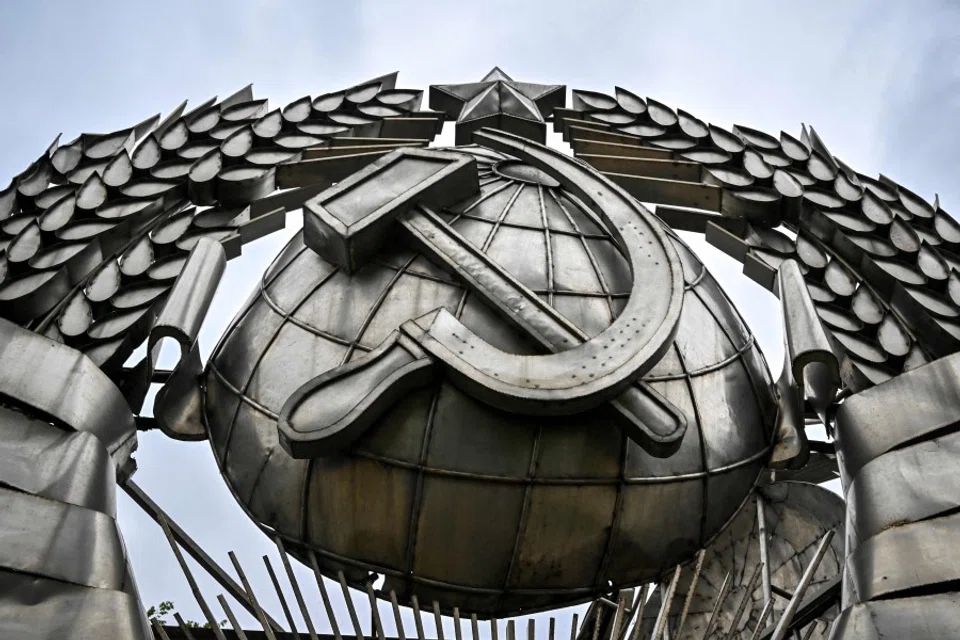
3;67;960;637
844;511;960;604
0;404;116;515
699;572;730;640
0;571;150;640
303;147;479;273
844;428;960;552
770;260;838;468
0;486;127;589
831;349;960;619
205;136;775;615
430;68;564;145
0;72;448;638
285;141;686;457
834;348;960;484
0;318;149;637
151;237;227;440
559;87;960;393
558;84;960;634
0;317;138;472
826;593;960;640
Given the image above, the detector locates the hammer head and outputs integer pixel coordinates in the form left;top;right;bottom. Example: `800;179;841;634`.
303;147;479;273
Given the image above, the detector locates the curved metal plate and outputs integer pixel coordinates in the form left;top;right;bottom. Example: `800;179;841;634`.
0;318;137;472
845;511;960;604
0;406;115;516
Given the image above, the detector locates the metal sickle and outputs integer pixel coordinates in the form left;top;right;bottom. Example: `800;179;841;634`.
278;130;686;458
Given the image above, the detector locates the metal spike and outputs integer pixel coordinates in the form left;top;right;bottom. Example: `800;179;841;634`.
158;514;228;640
675;549;706;639
307;552;342;640
366;583;386;640
411;595;427;640
651;566;682;640
264;555;301;639
507;619;516;640
389;590;407;640
151;618;173;640
491;616;500;640
229;550;279;640
528;618;536;640
125;480;285;631
433;601;446;640
570;613;579;640
757;496;772;608
727;562;765;639
174;613;199;640
769;531;835;640
471;613;481;640
608;594;626;640
217;594;250;640
626;584;650;640
748;600;775;640
591;603;602;640
454;607;464;640
549;617;556;640
336;570;366;640
800;622;819;640
275;539;320;640
700;572;732;640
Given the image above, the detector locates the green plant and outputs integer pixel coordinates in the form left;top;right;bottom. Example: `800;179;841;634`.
146;600;227;629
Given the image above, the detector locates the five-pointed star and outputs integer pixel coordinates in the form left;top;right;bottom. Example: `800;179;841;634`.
430;67;565;125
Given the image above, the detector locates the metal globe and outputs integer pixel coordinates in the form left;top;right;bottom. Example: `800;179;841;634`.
203;145;776;617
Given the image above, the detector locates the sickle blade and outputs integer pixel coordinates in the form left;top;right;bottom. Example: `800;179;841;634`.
283;141;686;458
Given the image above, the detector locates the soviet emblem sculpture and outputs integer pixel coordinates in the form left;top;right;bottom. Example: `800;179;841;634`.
0;68;957;639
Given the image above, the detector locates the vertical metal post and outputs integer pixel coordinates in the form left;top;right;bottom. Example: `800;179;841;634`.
308;553;342;640
626;584;650;640
229;551;279;640
432;601;445;640
157;515;228;640
411;596;427;640
453;608;463;640
748;600;775;640
336;570;365;640
700;571;731;640
607;594;625;640
727;562;764;639
770;531;835;640
757;495;773;608
366;583;386;640
263;555;301;639
275;539;319;640
389;590;407;640
675;549;706;639
217;594;250;640
651;567;681;640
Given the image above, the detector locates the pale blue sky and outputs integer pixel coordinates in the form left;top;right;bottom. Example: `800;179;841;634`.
2;0;958;634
